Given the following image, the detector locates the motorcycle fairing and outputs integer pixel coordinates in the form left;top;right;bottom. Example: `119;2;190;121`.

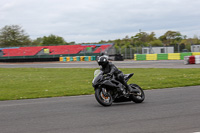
124;73;134;82
101;80;118;89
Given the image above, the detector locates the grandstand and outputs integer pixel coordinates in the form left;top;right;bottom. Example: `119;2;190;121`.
0;43;113;62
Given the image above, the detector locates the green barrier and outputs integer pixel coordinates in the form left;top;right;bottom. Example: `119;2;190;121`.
136;54;146;60
84;56;89;61
76;56;80;61
70;57;73;61
180;52;192;60
157;54;168;60
91;56;96;61
63;57;66;62
135;53;192;61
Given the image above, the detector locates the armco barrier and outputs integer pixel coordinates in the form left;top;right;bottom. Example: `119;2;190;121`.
192;52;200;56
135;54;146;61
180;52;192;60
134;52;200;61
168;53;180;60
134;54;137;60
80;56;84;61
76;56;80;61
91;56;96;61
60;56;95;62
146;54;157;60
84;56;89;61
66;57;70;62
59;57;63;62
73;56;77;61
70;57;73;61
157;54;168;60
63;57;66;62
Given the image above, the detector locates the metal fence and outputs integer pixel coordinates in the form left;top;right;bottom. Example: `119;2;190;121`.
106;44;194;59
107;47;134;59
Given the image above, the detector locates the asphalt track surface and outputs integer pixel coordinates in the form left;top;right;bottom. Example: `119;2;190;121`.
0;86;200;133
0;60;200;133
0;60;200;68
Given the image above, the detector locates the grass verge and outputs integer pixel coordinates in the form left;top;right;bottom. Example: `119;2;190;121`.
0;68;200;100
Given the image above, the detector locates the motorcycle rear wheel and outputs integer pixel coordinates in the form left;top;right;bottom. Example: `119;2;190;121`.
129;84;145;103
95;88;112;106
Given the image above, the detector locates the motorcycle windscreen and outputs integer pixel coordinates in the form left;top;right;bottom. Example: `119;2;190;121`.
94;69;101;77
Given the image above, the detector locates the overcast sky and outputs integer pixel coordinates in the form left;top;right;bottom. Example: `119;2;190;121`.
0;0;200;43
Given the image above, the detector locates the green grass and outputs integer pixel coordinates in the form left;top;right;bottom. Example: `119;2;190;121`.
0;68;200;100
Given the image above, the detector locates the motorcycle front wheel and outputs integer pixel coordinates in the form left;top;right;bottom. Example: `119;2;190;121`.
95;88;112;106
129;84;145;103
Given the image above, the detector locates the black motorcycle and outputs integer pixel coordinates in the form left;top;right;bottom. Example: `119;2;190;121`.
92;70;145;106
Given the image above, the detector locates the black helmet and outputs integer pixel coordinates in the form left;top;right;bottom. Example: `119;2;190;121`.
97;56;108;67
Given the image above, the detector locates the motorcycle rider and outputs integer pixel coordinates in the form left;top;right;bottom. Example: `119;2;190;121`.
97;56;134;93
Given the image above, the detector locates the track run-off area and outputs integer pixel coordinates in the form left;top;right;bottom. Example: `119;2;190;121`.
0;60;200;133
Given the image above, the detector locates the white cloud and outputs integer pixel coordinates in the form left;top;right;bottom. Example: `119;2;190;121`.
0;0;200;43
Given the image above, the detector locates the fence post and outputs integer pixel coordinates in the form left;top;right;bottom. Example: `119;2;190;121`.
130;48;132;59
125;47;127;59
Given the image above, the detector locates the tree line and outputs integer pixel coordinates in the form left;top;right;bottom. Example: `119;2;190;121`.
0;25;75;47
0;25;199;51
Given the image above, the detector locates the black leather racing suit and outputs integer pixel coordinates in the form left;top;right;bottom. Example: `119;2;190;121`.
100;62;129;89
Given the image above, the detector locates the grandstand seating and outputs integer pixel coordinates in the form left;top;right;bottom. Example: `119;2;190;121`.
1;44;109;57
93;45;112;53
3;46;44;57
47;45;80;55
47;45;96;55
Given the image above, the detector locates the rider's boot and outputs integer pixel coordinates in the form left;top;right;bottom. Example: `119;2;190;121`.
126;85;134;93
120;81;134;93
120;78;138;93
117;84;126;95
